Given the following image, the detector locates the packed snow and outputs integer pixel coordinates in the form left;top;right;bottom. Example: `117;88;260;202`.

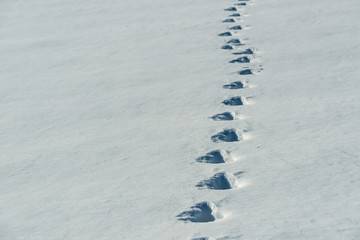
1;0;360;239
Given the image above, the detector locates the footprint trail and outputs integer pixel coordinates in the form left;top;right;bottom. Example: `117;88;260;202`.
180;2;263;239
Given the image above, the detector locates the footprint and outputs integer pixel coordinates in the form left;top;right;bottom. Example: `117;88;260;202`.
177;202;219;223
229;56;250;63
232;48;254;55
238;69;253;75
227;39;243;46
221;45;233;50
223;19;236;23
224;7;237;11
222;96;244;106
229;13;240;17
223;81;244;89
229;25;242;30
235;3;247;5
218;32;232;37
221;39;245;50
211;129;242;143
196;150;231;164
196;172;238;190
211;112;237;121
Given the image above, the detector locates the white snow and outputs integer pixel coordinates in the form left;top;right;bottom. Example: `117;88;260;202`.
1;0;360;239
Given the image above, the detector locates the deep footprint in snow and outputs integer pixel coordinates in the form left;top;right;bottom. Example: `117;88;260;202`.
229;56;250;63
222;97;244;106
177;202;218;222
196;150;231;163
232;48;254;55
229;25;242;30
235;2;247;5
196;172;238;190
211;129;242;143
222;39;243;49
211;112;237;121
223;19;236;23
229;13;241;17
238;69;253;75
218;32;232;36
221;45;233;50
223;81;244;89
224;7;237;11
227;39;243;46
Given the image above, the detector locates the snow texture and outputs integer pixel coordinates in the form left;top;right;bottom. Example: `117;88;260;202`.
0;0;360;239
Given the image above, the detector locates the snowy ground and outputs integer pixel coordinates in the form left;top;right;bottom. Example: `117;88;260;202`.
1;0;360;239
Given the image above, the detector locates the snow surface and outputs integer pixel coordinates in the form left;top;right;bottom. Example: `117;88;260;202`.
1;0;360;239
